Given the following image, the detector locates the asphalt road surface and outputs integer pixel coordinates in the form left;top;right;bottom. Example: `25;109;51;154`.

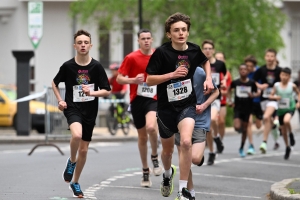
1;131;300;200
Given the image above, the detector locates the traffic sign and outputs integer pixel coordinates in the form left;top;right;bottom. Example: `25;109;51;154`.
28;2;43;49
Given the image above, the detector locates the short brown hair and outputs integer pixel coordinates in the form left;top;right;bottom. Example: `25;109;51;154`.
165;12;191;33
265;48;277;56
244;55;257;66
74;29;91;42
201;39;214;48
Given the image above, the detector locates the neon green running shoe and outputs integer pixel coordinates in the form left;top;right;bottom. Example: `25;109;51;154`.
160;164;176;197
259;142;267;154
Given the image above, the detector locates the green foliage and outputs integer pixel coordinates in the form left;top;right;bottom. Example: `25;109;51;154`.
70;0;286;71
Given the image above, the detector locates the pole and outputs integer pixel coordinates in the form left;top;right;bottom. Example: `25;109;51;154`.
138;0;143;29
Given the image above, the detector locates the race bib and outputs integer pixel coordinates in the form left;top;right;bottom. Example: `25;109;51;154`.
73;84;95;102
167;79;192;102
236;86;251;98
262;87;272;98
212;73;220;85
137;82;157;98
278;98;290;109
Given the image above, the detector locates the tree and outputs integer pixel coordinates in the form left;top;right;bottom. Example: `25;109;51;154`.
70;0;286;73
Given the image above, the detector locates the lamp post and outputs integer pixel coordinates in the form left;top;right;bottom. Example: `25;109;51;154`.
138;0;142;29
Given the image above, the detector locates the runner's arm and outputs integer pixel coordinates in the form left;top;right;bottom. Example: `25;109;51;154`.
293;83;300;108
268;86;280;100
117;73;144;85
202;60;214;94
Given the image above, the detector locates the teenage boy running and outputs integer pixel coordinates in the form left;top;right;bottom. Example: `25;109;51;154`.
201;40;227;165
253;49;281;154
227;64;260;157
269;67;300;159
117;29;162;187
146;12;214;200
175;67;219;200
52;30;111;198
245;55;262;154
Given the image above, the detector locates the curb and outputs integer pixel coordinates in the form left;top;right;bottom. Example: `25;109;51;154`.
270;178;300;200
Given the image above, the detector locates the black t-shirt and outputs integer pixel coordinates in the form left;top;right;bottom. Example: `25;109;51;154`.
253;65;281;101
211;59;227;99
230;78;257;112
53;58;111;123
146;42;208;112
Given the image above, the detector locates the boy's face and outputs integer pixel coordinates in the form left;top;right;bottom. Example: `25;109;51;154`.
138;32;153;51
239;65;248;77
202;43;214;59
74;35;92;55
245;61;255;72
215;53;225;62
264;52;276;66
167;21;189;45
280;72;290;82
111;69;118;77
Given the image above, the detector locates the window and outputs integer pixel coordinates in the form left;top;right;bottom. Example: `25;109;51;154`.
123;21;133;57
99;22;110;68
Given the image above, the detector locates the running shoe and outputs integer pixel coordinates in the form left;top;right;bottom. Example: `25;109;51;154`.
247;145;255;155
214;137;224;153
284;146;291;160
160;164;176;197
259;142;267;154
289;132;295;146
63;158;76;183
207;152;216;166
175;187;192;200
141;171;152;187
239;148;246;158
152;158;163;176
273;142;280;150
69;182;84;198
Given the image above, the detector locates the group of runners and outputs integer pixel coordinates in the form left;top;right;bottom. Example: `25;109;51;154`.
51;12;299;200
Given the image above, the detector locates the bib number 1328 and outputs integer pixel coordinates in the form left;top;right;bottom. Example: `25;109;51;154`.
172;87;188;96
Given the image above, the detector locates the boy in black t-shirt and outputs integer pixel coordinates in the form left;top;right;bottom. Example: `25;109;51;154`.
227;64;259;157
52;30;111;198
146;12;214;200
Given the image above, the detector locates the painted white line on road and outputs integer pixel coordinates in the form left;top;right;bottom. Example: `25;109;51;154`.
101;185;262;199
193;173;275;183
238;160;300;168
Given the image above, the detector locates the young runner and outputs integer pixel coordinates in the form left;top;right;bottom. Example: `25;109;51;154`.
244;55;262;154
146;12;214;200
253;49;281;154
175;67;219;200
269;67;300;159
52;30;111;198
215;52;232;142
201;40;227;165
227;64;260;157
117;29;162;187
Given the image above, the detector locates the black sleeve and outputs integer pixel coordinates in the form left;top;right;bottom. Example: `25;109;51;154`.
53;64;66;87
252;81;257;92
253;67;262;82
222;62;227;76
197;47;208;66
146;48;163;75
230;80;236;90
97;64;111;91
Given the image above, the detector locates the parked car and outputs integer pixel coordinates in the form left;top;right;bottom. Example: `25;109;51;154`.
0;84;61;133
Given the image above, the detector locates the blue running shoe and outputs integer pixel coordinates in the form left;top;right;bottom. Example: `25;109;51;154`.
247;145;255;155
63;158;76;183
69;182;84;198
239;148;246;158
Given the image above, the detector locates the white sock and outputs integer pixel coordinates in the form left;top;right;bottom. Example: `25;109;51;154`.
179;180;188;191
164;168;172;178
189;189;195;197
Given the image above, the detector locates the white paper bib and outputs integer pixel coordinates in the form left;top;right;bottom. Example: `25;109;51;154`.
262;87;272;98
278;98;290;109
73;84;95;102
137;82;157;98
212;73;220;85
236;86;251;98
167;79;192;102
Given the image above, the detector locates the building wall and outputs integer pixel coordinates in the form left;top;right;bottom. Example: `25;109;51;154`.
0;1;99;93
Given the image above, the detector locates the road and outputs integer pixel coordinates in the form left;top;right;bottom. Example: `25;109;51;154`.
0;131;300;200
